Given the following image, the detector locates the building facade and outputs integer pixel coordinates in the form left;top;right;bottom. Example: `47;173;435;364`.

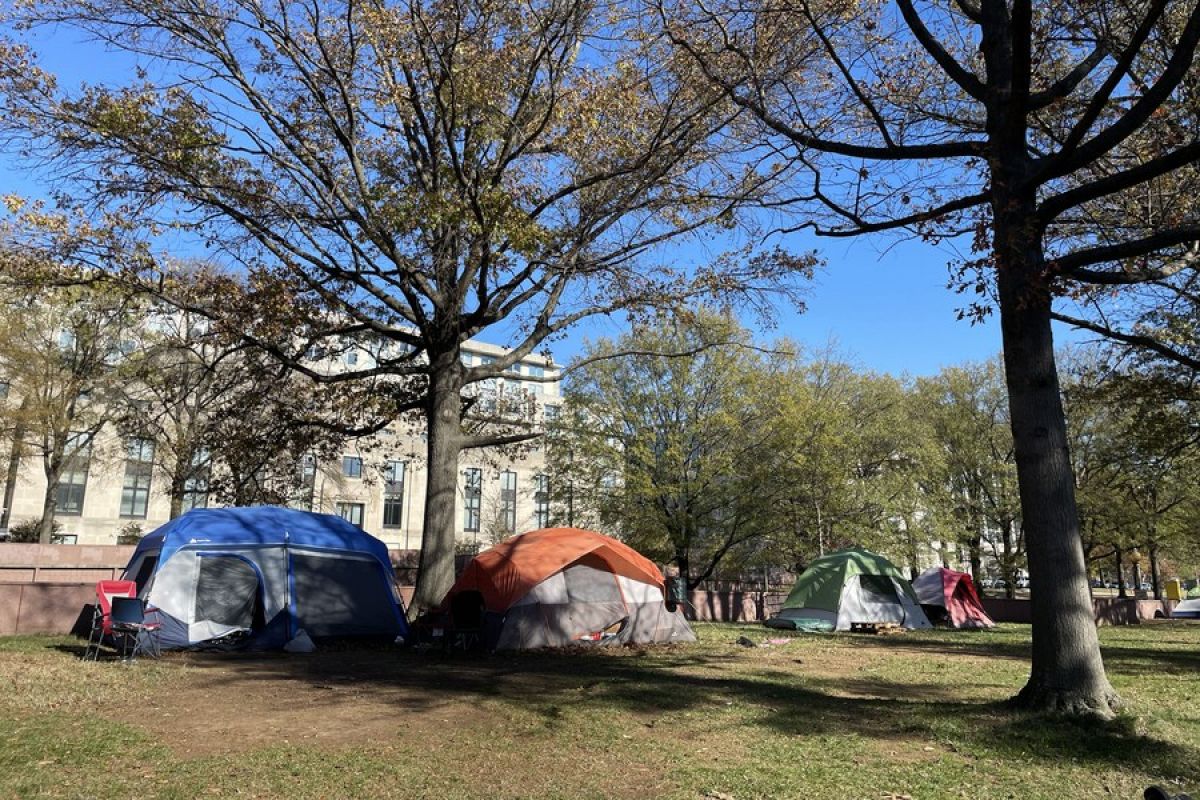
0;338;560;550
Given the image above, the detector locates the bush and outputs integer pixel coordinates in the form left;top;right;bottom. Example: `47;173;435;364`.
6;518;65;544
116;522;144;545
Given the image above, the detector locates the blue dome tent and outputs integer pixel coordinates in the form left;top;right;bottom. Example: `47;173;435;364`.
122;507;408;650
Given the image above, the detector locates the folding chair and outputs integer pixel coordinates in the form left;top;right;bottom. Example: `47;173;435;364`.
446;590;485;653
109;596;161;660
83;579;137;661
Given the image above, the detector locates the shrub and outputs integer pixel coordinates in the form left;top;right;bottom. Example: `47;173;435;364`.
6;518;65;544
116;522;144;545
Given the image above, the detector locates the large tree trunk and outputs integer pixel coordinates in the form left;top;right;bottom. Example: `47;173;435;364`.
996;214;1118;716
409;349;464;615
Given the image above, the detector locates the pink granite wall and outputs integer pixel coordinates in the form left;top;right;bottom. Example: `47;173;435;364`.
0;543;135;583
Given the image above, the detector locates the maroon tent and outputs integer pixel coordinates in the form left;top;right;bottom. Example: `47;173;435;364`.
912;568;995;629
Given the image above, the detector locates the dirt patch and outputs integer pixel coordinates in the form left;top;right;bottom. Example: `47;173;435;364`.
129;651;517;758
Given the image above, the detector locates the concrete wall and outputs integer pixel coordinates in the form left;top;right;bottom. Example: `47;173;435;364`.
982;596;1173;625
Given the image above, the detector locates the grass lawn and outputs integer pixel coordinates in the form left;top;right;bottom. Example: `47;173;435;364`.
1;623;1198;799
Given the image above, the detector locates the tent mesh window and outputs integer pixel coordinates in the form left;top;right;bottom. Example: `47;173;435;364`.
563;563;623;604
291;553;398;637
858;573;899;603
194;556;260;629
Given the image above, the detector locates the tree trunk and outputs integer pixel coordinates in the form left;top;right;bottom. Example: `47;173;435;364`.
168;447;190;520
969;533;982;580
1115;546;1127;599
1150;543;1162;601
0;415;26;532
677;549;692;591
997;216;1119;716
38;436;68;545
409;349;465;615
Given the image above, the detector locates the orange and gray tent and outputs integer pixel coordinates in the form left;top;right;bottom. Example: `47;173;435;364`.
912;567;995;629
442;527;695;650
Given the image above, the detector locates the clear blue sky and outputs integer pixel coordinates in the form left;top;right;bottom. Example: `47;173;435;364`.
545;232;1012;377
3;26;1094;378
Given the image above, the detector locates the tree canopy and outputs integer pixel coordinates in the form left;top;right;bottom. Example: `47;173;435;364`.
0;0;814;608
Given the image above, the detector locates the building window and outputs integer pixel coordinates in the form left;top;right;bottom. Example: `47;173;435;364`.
382;460;406;528
120;437;155;518
500;470;517;534
55;432;92;516
534;474;550;529
344;349;359;366
182;448;211;512
544;404;561;423
382;495;404;528
336;502;364;528
463;468;482;532
527;364;544;379
342;456;363;478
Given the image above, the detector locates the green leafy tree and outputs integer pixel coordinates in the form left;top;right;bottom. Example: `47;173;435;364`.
767;354;918;570
915;361;1023;595
1063;351;1200;598
550;312;784;588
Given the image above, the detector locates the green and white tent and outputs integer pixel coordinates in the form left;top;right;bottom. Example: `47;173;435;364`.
766;548;932;632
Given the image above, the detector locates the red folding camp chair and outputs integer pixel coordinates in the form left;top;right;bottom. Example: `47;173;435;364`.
83;579;137;661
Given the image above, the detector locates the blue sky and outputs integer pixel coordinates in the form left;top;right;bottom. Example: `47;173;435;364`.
547;232;1021;377
3;25;1094;379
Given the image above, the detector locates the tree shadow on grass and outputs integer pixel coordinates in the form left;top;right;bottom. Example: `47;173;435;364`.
157;640;1200;786
855;628;1200;678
